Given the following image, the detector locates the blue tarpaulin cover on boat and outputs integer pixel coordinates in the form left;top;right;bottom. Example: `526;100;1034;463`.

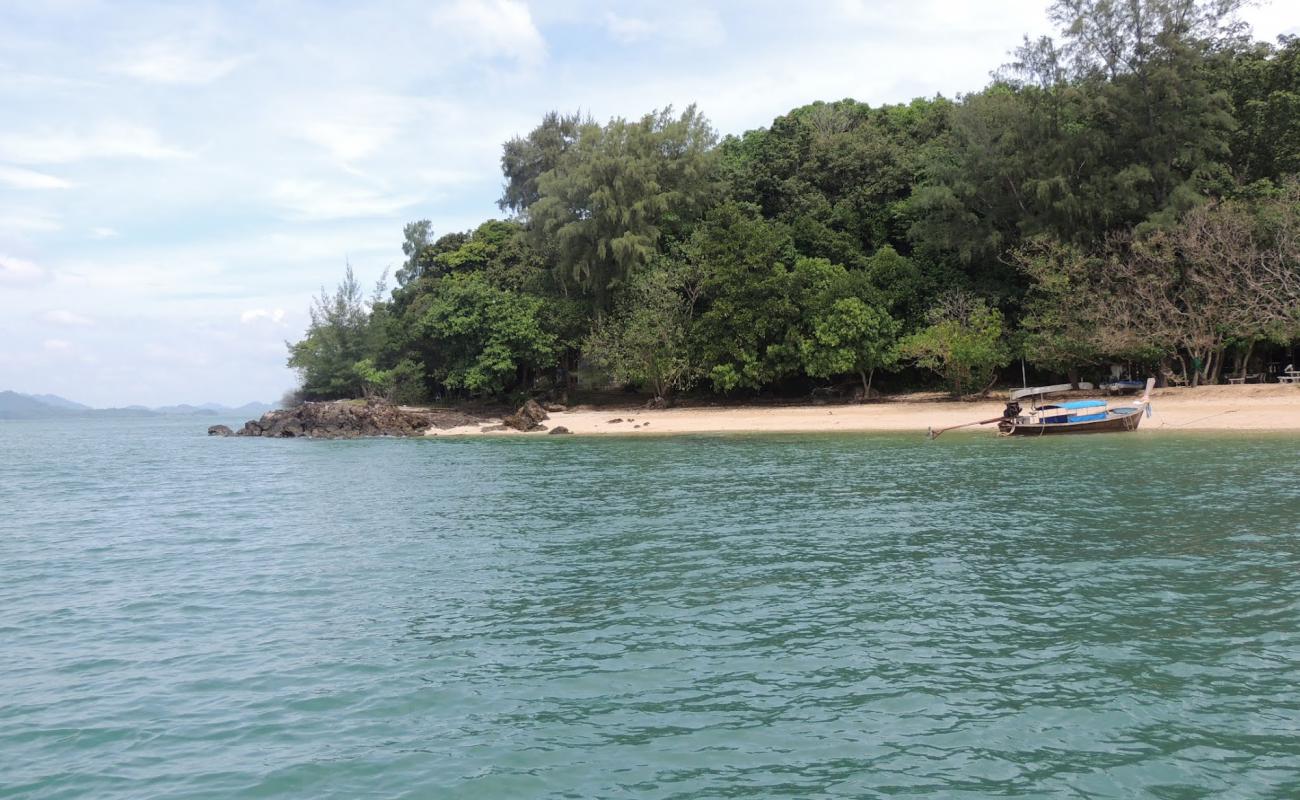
1057;400;1106;409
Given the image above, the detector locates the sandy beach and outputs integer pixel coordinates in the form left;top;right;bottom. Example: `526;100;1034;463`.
429;384;1300;437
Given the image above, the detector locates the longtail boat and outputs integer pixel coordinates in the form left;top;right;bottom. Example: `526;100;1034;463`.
927;379;1154;439
996;378;1154;436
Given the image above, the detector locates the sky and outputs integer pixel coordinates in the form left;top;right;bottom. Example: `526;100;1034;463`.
1;1;1296;407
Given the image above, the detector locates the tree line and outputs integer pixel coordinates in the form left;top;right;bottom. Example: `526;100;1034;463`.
288;0;1300;404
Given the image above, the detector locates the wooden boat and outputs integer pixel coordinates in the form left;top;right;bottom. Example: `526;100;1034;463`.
1009;382;1093;401
997;378;1153;436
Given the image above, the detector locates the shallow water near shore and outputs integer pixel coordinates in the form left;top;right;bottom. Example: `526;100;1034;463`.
3;417;1300;798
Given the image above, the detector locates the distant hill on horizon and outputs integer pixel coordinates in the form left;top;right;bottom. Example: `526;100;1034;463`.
23;393;91;411
0;391;277;420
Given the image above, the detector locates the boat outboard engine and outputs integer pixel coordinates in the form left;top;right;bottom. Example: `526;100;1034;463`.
998;400;1021;434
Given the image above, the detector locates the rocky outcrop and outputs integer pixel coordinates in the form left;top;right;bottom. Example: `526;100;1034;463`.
502;399;549;432
207;424;234;436
229;400;479;439
548;426;572;435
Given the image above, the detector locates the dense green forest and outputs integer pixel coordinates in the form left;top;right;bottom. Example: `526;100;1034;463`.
288;0;1300;405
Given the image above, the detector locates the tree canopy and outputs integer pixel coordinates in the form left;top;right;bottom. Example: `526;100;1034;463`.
287;1;1300;404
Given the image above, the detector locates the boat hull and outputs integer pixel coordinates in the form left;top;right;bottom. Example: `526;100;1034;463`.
999;409;1144;436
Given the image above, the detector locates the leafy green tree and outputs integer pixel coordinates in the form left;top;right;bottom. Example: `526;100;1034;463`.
525;105;719;306
1014;237;1103;382
396;220;435;288
863;244;927;330
287;265;373;399
722;97;952;263
686;203;803;392
1223;35;1300;185
583;261;699;401
901;293;1011;397
414;273;557;396
499;110;589;216
909;0;1247;292
792;258;900;396
1049;0;1247;212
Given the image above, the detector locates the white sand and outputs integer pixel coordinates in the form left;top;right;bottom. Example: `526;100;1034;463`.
428;384;1300;437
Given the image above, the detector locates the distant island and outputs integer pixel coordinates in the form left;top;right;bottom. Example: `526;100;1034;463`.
0;391;276;421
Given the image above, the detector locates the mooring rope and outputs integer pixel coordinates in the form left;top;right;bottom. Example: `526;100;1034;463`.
1161;409;1238;428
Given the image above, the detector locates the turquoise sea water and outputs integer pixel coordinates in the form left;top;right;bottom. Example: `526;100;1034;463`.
2;417;1300;798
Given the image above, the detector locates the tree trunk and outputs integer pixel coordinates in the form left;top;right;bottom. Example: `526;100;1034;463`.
1237;340;1256;380
1209;345;1227;385
1067;366;1081;390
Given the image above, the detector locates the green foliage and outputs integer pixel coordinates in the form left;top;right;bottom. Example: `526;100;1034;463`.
396;220;435;288
523;105;719;306
286;6;1300;403
1224;36;1300;184
499;110;588;216
792;258;901;392
901;294;1011;397
287;265;373;400
584;262;697;400
1014;238;1103;373
686;203;802;392
722;97;952;264
416;273;557;396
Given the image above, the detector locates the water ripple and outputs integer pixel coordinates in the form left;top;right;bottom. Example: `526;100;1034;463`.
2;419;1299;798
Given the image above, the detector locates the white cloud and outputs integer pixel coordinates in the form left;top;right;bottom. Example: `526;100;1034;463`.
299;120;398;162
240;308;287;325
0;164;73;189
43;338;73;353
115;41;248;85
0;210;62;237
0;254;47;285
289;94;423;163
270;179;419;221
601;8;723;47
40;309;94;326
669;8;725;47
605;13;656;43
38;309;92;327
0;123;189;164
430;0;545;64
90;226;118;239
143;343;212;368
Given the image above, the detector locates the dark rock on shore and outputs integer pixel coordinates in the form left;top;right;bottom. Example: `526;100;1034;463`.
229;400;480;439
207;424;234;436
548;426;572;435
502;399;549;432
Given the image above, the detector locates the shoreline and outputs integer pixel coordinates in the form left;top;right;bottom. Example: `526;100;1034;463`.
428;385;1300;437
